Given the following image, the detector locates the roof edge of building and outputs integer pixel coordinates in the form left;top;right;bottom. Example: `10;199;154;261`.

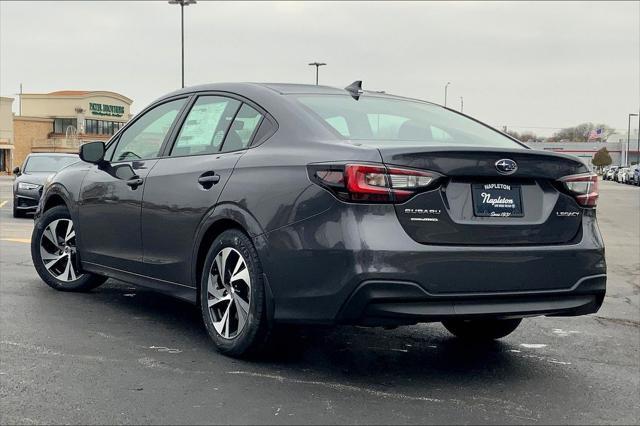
21;90;133;105
14;115;54;123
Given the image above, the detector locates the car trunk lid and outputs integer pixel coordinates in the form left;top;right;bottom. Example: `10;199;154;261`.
378;146;589;246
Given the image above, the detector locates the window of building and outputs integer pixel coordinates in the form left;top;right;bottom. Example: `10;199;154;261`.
53;118;77;134
85;119;96;134
84;119;125;136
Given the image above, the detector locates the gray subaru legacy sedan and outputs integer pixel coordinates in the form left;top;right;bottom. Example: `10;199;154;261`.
30;82;606;357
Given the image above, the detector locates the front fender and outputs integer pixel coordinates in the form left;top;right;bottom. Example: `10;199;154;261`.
36;183;74;220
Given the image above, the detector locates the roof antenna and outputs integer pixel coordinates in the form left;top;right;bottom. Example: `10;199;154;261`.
345;80;363;100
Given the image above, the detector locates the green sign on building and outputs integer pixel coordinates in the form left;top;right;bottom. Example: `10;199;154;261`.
89;102;125;117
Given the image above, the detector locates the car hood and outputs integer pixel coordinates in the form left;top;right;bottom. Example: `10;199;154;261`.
15;172;53;186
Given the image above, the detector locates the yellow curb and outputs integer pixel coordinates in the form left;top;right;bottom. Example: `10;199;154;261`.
1;238;30;244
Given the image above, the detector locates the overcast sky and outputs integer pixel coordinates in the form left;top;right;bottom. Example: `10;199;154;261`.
1;1;638;136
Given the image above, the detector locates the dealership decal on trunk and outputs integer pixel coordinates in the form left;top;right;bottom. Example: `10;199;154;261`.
472;183;524;217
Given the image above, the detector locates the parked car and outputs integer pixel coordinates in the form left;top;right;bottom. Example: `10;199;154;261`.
617;167;630;184
632;165;640;186
30;82;607;357
627;165;640;185
12;153;79;218
604;166;619;181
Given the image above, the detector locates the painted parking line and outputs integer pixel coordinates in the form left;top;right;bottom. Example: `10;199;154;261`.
1;238;30;244
0;200;8;208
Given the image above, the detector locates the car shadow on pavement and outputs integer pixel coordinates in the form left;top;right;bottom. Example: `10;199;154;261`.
83;280;533;385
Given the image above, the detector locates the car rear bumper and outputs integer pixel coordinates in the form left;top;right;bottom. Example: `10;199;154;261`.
336;275;605;326
257;202;606;325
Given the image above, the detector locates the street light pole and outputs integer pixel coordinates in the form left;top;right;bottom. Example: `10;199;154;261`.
628;113;639;165
460;96;464;113
308;62;327;85
444;82;451;107
169;0;197;88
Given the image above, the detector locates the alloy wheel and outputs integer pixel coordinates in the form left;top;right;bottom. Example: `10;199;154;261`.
39;218;84;282
207;247;251;339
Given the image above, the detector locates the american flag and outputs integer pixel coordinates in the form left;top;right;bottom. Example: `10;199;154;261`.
587;128;604;141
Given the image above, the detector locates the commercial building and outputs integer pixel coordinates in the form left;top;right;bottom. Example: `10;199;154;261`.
526;141;629;168
12;90;133;168
0;97;14;173
607;130;640;165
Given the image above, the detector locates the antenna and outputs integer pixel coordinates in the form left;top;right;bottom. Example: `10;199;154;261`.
345;81;363;100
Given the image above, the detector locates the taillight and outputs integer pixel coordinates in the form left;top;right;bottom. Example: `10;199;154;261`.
309;163;437;203
559;173;598;207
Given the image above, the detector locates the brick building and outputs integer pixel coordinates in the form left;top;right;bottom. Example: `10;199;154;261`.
11;90;133;169
0;97;14;173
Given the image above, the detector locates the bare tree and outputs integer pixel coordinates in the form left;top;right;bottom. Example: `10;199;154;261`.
548;123;615;142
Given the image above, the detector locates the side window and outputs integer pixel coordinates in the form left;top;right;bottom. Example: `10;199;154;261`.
367;114;410;139
112;98;186;162
221;104;263;152
104;139;117;161
430;125;453;141
251;117;276;146
171;96;240;157
325;116;350;137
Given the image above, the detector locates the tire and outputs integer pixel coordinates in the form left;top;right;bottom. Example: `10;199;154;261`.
200;229;271;357
31;205;107;292
442;318;522;340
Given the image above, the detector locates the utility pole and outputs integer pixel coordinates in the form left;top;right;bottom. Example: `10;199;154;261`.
444;82;451;107
460;96;464;113
168;0;197;88
308;62;327;85
19;83;22;116
628;113;639;165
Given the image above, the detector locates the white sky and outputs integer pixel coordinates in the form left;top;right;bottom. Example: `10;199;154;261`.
1;1;638;136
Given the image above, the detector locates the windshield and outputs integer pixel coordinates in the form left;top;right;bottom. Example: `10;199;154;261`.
295;94;523;149
24;156;78;173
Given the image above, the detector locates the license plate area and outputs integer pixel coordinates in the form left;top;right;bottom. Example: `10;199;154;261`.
472;183;524;217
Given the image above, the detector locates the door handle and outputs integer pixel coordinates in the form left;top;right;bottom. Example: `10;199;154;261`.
198;173;220;189
126;176;144;188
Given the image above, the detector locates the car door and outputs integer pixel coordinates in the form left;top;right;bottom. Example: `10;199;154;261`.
78;97;188;273
140;95;266;286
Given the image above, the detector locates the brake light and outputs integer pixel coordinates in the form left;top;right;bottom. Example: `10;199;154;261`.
309;163;437;203
559;173;598;207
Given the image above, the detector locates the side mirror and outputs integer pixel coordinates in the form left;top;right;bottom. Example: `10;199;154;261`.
80;141;106;164
12;166;20;175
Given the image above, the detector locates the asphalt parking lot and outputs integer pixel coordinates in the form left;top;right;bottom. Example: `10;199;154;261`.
0;176;638;425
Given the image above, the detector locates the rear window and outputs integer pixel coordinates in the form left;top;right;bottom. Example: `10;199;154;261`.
295;95;522;149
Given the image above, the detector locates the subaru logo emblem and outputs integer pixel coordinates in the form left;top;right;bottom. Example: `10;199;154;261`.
495;159;518;175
